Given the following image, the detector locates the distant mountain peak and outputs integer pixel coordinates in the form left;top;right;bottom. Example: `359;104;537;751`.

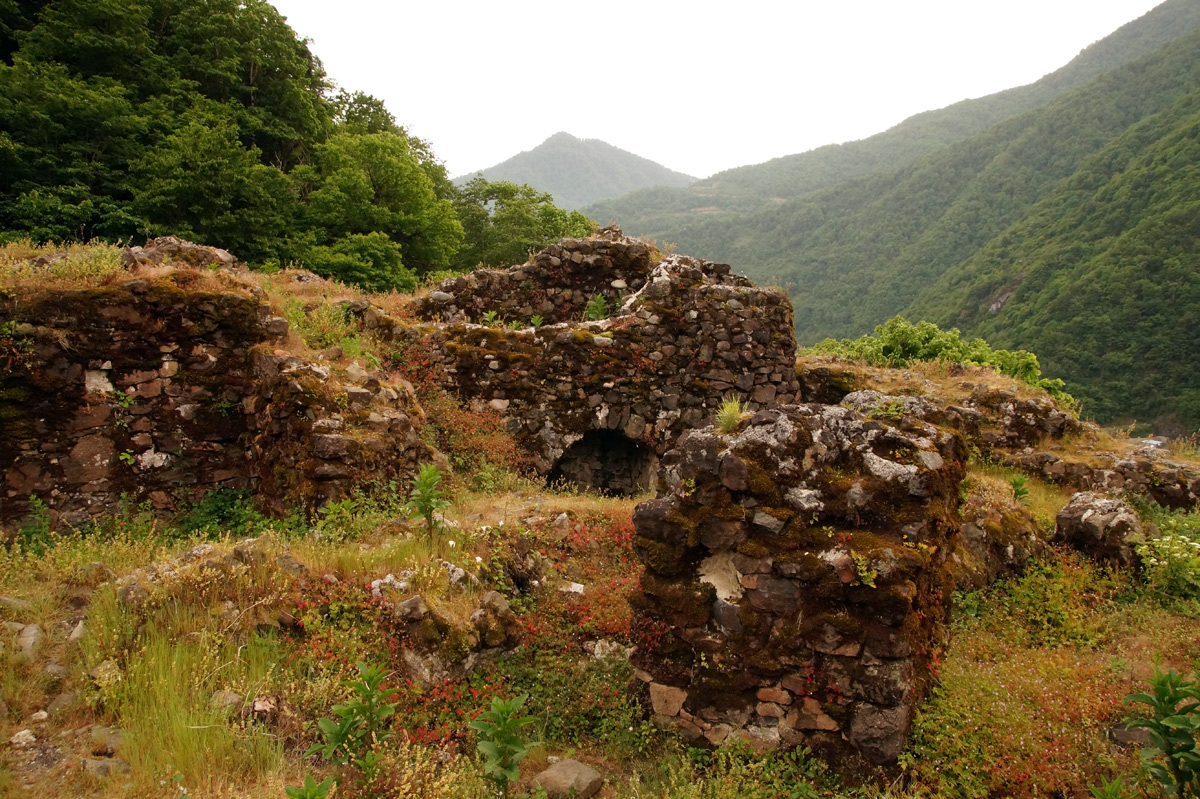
456;133;695;211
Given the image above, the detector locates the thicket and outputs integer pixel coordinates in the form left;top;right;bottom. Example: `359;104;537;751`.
0;0;592;289
806;316;1075;405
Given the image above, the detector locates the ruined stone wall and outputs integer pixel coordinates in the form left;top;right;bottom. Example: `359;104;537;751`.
1;270;429;527
367;232;803;491
628;404;966;766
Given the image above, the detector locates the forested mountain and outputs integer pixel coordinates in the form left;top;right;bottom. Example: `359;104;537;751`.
585;0;1200;231
710;26;1200;429
457;132;695;211
0;0;590;288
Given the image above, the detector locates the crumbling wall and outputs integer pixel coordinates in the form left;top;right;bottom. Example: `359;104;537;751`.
628;404;966;766
1;262;429;527
366;231;803;491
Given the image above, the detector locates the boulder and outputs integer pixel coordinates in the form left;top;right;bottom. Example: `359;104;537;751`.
530;759;603;799
1055;492;1144;566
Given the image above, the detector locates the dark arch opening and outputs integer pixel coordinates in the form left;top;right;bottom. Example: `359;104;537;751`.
547;429;658;497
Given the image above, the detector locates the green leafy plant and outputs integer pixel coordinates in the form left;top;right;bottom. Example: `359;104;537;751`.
482;310;500;325
119;450;136;466
1125;667;1200;797
15;495;52;555
584;294;610;321
1089;776;1131;799
1009;474;1030;503
529;315;544;328
468;693;539;795
284;775;334;799
404;462;451;544
868;398;906;421
851;551;878;588
716;395;746;434
303;662;398;777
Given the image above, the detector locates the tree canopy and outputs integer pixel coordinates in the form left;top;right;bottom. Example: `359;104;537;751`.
0;0;590;288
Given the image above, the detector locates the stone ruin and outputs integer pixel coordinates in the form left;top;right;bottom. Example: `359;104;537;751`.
3;230;1188;772
361;227;803;495
0;238;430;525
628;404;966;766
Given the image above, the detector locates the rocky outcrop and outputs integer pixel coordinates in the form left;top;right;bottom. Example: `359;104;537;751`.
628;404;966;766
1055;492;1144;566
840;389;1200;510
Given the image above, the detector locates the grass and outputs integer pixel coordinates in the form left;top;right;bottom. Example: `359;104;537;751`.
966;460;1073;531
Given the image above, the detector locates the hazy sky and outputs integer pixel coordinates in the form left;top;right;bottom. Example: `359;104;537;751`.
271;0;1165;179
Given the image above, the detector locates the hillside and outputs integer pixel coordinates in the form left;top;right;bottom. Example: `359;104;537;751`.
612;22;1200;430
456;132;695;210
585;0;1200;230
904;84;1200;429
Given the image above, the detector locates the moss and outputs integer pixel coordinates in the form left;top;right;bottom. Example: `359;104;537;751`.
633;536;691;576
736;539;770;559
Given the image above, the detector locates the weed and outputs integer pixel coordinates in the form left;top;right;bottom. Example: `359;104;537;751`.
1009;473;1030;503
304;662;398;775
482;310;500;325
529;315;544;328
14;495;52;556
405;463;451;545
1124;667;1200;797
285;775;333;799
584;294;610;321
468;693;539;795
868;398;906;421
716;395;745;434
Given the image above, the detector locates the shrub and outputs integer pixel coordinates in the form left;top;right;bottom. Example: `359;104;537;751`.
806;315;1076;408
303;232;417;294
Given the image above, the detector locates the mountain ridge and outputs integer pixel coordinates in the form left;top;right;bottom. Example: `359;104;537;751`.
456;131;695;210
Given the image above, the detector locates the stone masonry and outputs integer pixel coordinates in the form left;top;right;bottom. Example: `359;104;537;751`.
629;404;966;766
365;228;803;494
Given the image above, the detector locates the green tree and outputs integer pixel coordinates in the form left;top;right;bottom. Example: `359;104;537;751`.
131;106;295;261
302;131;462;275
452;176;593;270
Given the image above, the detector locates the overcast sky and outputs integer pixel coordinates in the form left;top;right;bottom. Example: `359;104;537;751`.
271;0;1165;180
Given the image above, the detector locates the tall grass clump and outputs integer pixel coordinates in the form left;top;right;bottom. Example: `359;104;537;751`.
716;396;746;434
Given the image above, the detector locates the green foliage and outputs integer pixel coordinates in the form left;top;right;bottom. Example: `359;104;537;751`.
1125;668;1200;797
451;176;594;271
14;495;52;556
1009;474;1030;503
174;488;284;541
304;662;398;772
808;316;1075;406
584;293;610;321
404;463;450;544
467;693;539;794
302;232;416;294
283;299;359;350
284;775;333;799
1129;498;1200;603
716;396;745;434
0;0;463;291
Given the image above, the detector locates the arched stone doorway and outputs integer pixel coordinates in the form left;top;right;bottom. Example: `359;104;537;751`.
547;430;658;496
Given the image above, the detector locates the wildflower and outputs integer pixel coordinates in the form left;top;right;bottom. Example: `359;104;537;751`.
475;556;483;563
448;540;456;547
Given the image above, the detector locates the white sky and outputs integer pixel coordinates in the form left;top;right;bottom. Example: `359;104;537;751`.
271;0;1165;180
